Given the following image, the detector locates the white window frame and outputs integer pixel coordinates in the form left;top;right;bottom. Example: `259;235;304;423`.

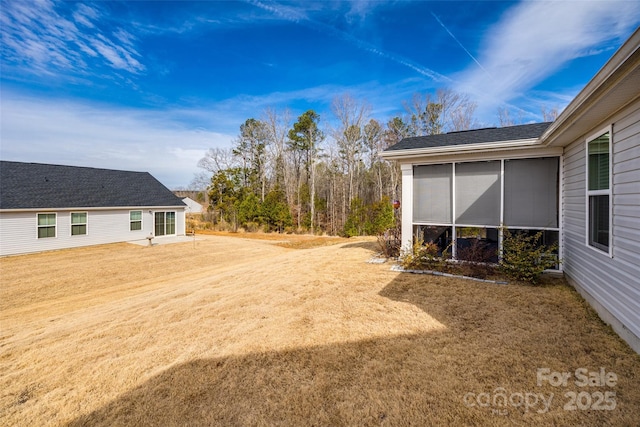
70;211;88;236
130;210;143;231
585;125;613;257
37;213;57;239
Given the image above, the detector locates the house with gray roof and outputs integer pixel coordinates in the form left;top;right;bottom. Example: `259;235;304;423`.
0;161;187;256
381;28;640;353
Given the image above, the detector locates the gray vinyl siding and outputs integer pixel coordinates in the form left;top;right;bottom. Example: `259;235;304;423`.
0;208;185;256
562;99;640;343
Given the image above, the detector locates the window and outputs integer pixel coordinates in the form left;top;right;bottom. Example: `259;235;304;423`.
166;212;176;235
37;213;56;238
71;212;87;236
154;212;165;236
586;129;611;253
154;211;176;236
130;211;142;231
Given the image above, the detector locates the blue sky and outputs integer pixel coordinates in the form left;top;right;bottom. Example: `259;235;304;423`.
1;1;639;188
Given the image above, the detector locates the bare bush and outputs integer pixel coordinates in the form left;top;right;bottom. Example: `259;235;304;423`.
376;227;401;258
456;239;497;279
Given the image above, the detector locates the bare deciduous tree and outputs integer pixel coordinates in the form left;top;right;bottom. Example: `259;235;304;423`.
192;88;519;236
403;89;477;135
331;94;370;206
541;106;560;122
438;88;477;131
497;106;526;127
197;147;237;174
188;171;211;191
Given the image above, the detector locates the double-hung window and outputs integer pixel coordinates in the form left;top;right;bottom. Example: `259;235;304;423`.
130;210;143;231
586;128;611;254
71;212;87;235
37;213;56;238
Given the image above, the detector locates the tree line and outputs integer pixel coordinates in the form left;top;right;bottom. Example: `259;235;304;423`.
191;89;558;236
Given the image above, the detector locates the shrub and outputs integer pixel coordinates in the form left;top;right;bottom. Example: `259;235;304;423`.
238;193;262;227
456;239;497;279
500;228;559;284
400;239;440;270
377;226;401;258
244;221;260;233
343;198;367;237
344;197;396;237
261;187;292;232
367;197;395;235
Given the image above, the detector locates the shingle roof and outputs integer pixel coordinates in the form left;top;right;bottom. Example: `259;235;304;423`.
0;161;186;210
384;122;553;152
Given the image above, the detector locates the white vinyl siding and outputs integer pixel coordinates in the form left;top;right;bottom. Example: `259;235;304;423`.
562;99;640;347
0;207;186;256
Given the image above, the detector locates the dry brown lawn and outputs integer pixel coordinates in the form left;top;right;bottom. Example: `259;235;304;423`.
1;234;639;426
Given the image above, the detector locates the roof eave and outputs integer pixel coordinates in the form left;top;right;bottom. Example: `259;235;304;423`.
0;205;187;213
379;137;541;161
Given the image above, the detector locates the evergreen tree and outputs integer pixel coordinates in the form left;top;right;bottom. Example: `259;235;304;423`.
288;110;324;232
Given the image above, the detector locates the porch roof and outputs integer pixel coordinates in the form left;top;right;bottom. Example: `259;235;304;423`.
384;122;552;152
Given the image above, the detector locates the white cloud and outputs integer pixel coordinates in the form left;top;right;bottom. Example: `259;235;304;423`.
343;0;383;24
453;1;640;123
73;4;99;28
0;75;425;189
113;29;136;48
90;38;144;73
0;0;145;77
0;93;234;188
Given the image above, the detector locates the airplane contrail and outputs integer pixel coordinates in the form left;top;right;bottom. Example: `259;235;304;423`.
431;11;487;73
248;0;450;82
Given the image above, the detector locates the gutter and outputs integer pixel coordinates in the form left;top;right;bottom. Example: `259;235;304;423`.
0;205;188;213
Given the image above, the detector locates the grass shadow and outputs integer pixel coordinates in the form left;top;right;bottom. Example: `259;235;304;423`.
339;241;379;251
65;274;640;426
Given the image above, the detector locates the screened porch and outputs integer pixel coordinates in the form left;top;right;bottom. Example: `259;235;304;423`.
412;157;559;266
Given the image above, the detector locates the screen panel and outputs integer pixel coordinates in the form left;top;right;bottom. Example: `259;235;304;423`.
455;161;501;226
413;164;452;224
504;157;558;228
